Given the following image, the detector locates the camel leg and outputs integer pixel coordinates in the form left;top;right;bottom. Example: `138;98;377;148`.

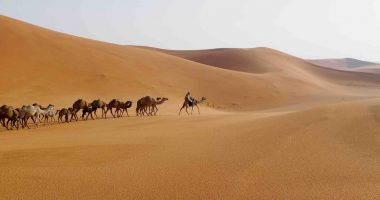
9;119;17;130
14;119;20;130
6;119;12;130
101;108;105;118
115;108;120;117
70;111;77;122
70;113;74;122
81;111;86;120
191;106;194;115
0;118;6;129
35;115;40;128
185;105;190;115
126;109;130;117
9;119;15;130
110;108;116;118
93;108;99;119
196;105;200;114
19;118;24;129
179;103;187;115
153;105;158;115
24;117;30;129
150;106;155;116
104;108;109;118
146;106;152;116
30;116;38;128
139;107;144;116
146;106;151;116
148;106;153;116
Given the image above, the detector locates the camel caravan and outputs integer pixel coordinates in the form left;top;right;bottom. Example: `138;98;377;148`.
0;93;207;131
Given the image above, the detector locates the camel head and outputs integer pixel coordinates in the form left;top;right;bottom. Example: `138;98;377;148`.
32;103;42;109
160;97;169;103
125;101;133;108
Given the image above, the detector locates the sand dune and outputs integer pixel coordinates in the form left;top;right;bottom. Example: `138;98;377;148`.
352;65;380;74
309;58;380;75
137;46;380;87
308;58;379;70
1;15;380;199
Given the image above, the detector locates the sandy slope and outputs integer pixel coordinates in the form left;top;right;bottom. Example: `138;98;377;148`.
1;99;380;199
1;15;380;199
137;46;380;87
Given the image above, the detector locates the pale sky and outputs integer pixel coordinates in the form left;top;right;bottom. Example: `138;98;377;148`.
1;0;380;61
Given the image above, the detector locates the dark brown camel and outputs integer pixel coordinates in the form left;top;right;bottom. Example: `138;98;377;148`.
56;108;73;123
105;99;121;118
9;108;22;130
0;105;15;130
81;106;96;120
116;101;132;117
90;99;107;118
70;99;88;121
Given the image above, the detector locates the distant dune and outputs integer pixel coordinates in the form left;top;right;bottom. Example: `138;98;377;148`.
308;58;379;69
2;15;380;200
137;46;380;87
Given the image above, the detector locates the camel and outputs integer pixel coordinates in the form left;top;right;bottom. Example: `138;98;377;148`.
179;97;207;115
20;105;41;128
33;103;47;120
150;97;168;115
116;101;132;117
81;106;96;120
105;99;121;118
38;104;55;125
0;105;16;130
4;108;20;130
136;96;168;116
56;108;73;123
90;99;107;118
70;99;88;121
9;108;22;130
0;106;24;130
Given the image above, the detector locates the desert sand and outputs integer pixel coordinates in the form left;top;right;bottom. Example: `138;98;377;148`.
1;15;380;199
